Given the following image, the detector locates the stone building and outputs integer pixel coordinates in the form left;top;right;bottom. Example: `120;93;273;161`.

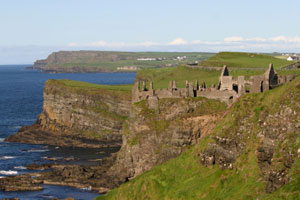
132;64;295;104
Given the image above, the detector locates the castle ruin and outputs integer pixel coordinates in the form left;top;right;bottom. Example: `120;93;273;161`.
132;64;295;104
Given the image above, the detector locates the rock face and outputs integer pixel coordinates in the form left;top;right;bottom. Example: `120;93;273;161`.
6;80;131;148
107;97;226;185
4;94;226;194
200;79;300;193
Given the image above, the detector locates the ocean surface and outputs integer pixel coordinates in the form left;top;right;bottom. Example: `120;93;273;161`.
0;65;136;200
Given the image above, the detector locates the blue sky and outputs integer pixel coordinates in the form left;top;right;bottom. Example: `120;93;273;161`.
0;0;300;64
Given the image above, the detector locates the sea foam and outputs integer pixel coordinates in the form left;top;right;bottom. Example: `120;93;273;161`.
0;156;16;160
0;170;18;175
27;149;49;153
14;166;26;170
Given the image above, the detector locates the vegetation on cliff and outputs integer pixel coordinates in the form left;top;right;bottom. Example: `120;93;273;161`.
98;77;300;200
46;79;132;98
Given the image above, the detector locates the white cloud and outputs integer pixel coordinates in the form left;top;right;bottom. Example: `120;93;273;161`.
270;36;300;43
168;38;188;45
64;35;300;53
3;35;300;64
224;36;244;42
245;37;267;42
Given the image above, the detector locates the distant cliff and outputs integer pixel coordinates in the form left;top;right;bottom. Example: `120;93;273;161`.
29;51;214;73
30;51;137;73
6;80;132;148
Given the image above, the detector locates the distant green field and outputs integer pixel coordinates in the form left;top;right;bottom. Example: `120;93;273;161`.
199;52;293;69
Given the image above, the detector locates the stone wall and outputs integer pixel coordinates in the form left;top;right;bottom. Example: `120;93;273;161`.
132;64;295;105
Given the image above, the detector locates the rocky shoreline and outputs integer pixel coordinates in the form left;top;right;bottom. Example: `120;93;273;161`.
2;79;227;197
0;158;116;194
5;124;122;148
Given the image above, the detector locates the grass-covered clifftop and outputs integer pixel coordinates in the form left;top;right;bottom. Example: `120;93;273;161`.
46;79;132;99
199;52;293;69
98;77;300;200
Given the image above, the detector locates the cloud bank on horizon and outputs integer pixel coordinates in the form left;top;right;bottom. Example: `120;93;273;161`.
67;35;300;50
1;36;300;64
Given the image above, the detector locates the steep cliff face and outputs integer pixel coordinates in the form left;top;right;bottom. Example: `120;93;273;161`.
6;80;132;148
107;97;226;185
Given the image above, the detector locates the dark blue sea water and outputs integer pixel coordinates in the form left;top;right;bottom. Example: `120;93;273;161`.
0;65;136;200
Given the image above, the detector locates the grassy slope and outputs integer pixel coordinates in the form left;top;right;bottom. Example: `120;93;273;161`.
136;66;220;88
98;77;300;200
199;52;293;69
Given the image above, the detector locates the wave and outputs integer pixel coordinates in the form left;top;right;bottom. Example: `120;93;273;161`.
0;170;18;175
26;149;49;153
0;138;4;142
14;166;26;170
81;186;92;191
0;156;16;160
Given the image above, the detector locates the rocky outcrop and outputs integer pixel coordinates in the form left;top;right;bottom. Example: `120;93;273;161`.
200;78;300;193
106;97;226;185
6;80;131;148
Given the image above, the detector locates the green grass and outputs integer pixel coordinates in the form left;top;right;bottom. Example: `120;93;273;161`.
45;79;132;101
137;66;221;88
55;79;132;91
98;77;300;200
199;52;294;69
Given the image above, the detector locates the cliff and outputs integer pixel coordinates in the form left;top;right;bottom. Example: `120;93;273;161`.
30;51;214;73
6;80;132;148
3;86;227;193
99;77;300;200
105;97;227;186
31;51;137;73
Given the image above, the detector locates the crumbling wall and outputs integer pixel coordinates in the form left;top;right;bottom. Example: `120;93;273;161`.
132;64;295;105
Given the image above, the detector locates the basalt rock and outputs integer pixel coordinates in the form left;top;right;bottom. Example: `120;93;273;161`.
106;97;226;185
200;79;300;193
6;80;131;148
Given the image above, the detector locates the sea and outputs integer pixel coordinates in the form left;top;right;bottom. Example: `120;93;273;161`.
0;65;136;200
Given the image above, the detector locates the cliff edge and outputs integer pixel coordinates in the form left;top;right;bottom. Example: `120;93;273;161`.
6;80;132;148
